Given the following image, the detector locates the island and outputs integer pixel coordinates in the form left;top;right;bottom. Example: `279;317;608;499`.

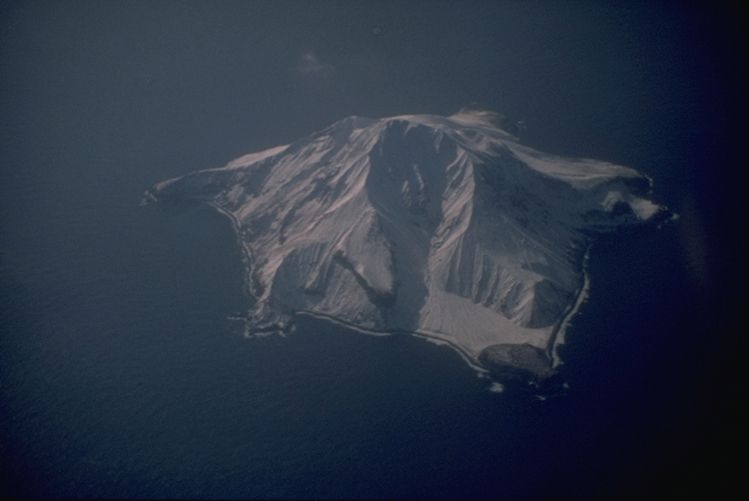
145;110;672;391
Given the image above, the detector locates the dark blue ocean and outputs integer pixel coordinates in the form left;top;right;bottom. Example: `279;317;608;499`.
1;2;745;499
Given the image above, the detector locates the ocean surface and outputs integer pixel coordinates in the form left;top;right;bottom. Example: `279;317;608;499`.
1;2;745;499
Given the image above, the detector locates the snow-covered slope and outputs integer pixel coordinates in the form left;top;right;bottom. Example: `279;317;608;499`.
146;111;671;382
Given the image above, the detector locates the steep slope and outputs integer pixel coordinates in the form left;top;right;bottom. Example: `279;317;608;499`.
145;110;671;383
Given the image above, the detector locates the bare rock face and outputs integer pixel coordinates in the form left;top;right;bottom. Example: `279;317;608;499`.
146;110;671;377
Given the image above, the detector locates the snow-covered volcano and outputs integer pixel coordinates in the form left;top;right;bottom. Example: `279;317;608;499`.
146;110;671;383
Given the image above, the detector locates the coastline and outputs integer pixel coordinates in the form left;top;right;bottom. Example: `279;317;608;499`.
547;245;592;368
207;202;261;303
295;309;490;376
